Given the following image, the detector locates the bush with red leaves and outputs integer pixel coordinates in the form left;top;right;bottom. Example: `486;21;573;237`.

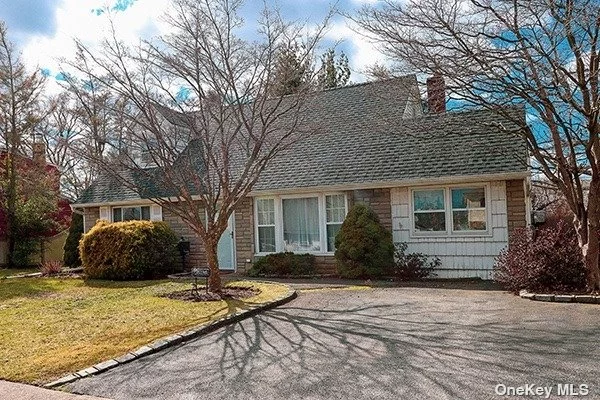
494;220;586;293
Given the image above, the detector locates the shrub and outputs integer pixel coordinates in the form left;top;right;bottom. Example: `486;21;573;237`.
63;213;83;268
335;203;394;279
247;252;316;277
12;239;39;267
392;242;440;281
40;260;63;276
494;220;586;293
79;220;179;280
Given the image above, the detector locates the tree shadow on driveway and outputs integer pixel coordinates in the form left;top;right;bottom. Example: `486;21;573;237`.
68;289;600;400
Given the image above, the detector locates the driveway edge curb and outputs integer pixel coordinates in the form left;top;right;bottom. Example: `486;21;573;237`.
519;290;600;304
45;285;297;389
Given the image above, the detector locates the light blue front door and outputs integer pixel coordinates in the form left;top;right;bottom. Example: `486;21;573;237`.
217;213;235;271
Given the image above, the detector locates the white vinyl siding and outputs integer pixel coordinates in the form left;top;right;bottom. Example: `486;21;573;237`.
393;181;507;280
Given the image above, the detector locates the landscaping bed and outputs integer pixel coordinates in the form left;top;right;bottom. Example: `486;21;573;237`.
0;277;288;384
164;286;260;301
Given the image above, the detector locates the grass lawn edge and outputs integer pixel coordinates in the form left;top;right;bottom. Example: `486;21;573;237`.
45;283;297;389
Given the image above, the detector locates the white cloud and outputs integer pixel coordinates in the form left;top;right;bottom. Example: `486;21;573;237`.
19;0;172;93
323;19;389;82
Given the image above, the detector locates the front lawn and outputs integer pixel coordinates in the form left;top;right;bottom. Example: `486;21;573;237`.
0;278;288;384
0;268;39;278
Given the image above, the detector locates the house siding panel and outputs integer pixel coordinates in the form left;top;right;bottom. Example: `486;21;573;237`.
391;181;511;280
506;179;527;235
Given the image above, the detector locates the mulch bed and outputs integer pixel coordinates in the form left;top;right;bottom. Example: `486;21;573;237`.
164;286;260;302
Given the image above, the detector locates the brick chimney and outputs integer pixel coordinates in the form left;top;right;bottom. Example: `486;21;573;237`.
426;74;446;114
32;141;46;166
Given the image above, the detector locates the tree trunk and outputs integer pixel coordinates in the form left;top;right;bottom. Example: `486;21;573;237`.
205;237;222;293
583;179;600;292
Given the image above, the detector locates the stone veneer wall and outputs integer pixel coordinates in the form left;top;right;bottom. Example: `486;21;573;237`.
346;188;393;231
161;206;207;269
83;207;100;233
506;179;527;236
234;197;254;273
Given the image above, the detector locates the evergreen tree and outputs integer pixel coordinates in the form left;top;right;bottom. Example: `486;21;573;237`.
271;43;313;96
317;48;350;89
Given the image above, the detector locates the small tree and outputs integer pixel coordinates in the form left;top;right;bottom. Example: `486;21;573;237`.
335;203;394;279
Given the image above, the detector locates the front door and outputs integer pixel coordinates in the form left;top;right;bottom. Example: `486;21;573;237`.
217;213;236;271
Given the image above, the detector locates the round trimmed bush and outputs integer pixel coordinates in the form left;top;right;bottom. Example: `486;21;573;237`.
79;220;179;280
334;203;394;279
494;220;586;293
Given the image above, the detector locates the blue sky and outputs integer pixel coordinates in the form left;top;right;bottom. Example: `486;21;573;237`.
0;0;385;91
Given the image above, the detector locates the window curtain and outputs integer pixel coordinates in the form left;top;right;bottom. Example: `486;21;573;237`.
283;198;320;251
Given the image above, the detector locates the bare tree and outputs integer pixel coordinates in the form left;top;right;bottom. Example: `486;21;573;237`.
353;0;600;291
64;0;329;292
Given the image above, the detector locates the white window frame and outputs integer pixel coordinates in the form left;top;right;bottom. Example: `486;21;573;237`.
254;193;348;256
325;194;347;252
410;183;492;238
111;205;152;223
255;198;277;253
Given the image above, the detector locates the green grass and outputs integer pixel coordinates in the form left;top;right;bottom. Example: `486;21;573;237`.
0;268;39;278
0;278;288;384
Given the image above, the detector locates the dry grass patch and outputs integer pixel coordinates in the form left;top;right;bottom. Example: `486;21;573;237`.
0;268;39;278
0;278;288;384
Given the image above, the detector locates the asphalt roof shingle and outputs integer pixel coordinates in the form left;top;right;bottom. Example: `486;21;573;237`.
75;76;528;204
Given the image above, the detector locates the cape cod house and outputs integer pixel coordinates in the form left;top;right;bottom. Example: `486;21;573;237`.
71;76;531;279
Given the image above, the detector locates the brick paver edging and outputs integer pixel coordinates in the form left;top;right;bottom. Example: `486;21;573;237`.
44;285;297;388
519;290;600;304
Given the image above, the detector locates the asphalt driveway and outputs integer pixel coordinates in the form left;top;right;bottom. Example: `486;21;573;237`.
67;287;600;400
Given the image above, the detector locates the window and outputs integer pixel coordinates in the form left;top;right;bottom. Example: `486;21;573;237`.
112;206;151;222
256;199;276;252
326;194;345;251
451;188;486;231
412;186;488;235
255;193;347;254
413;189;446;232
283;197;320;252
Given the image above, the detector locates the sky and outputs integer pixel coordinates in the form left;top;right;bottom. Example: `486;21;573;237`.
0;0;387;93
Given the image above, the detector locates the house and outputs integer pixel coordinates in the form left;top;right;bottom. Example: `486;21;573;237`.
0;143;72;265
71;76;531;279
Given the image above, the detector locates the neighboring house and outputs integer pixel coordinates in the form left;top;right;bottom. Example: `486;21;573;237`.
71;76;531;279
0;143;72;265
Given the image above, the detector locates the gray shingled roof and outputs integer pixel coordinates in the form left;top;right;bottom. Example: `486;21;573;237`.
75;76;528;205
253;104;528;191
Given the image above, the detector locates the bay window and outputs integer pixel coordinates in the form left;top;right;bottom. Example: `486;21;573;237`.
255;193;347;254
283;197;320;252
412;185;488;236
